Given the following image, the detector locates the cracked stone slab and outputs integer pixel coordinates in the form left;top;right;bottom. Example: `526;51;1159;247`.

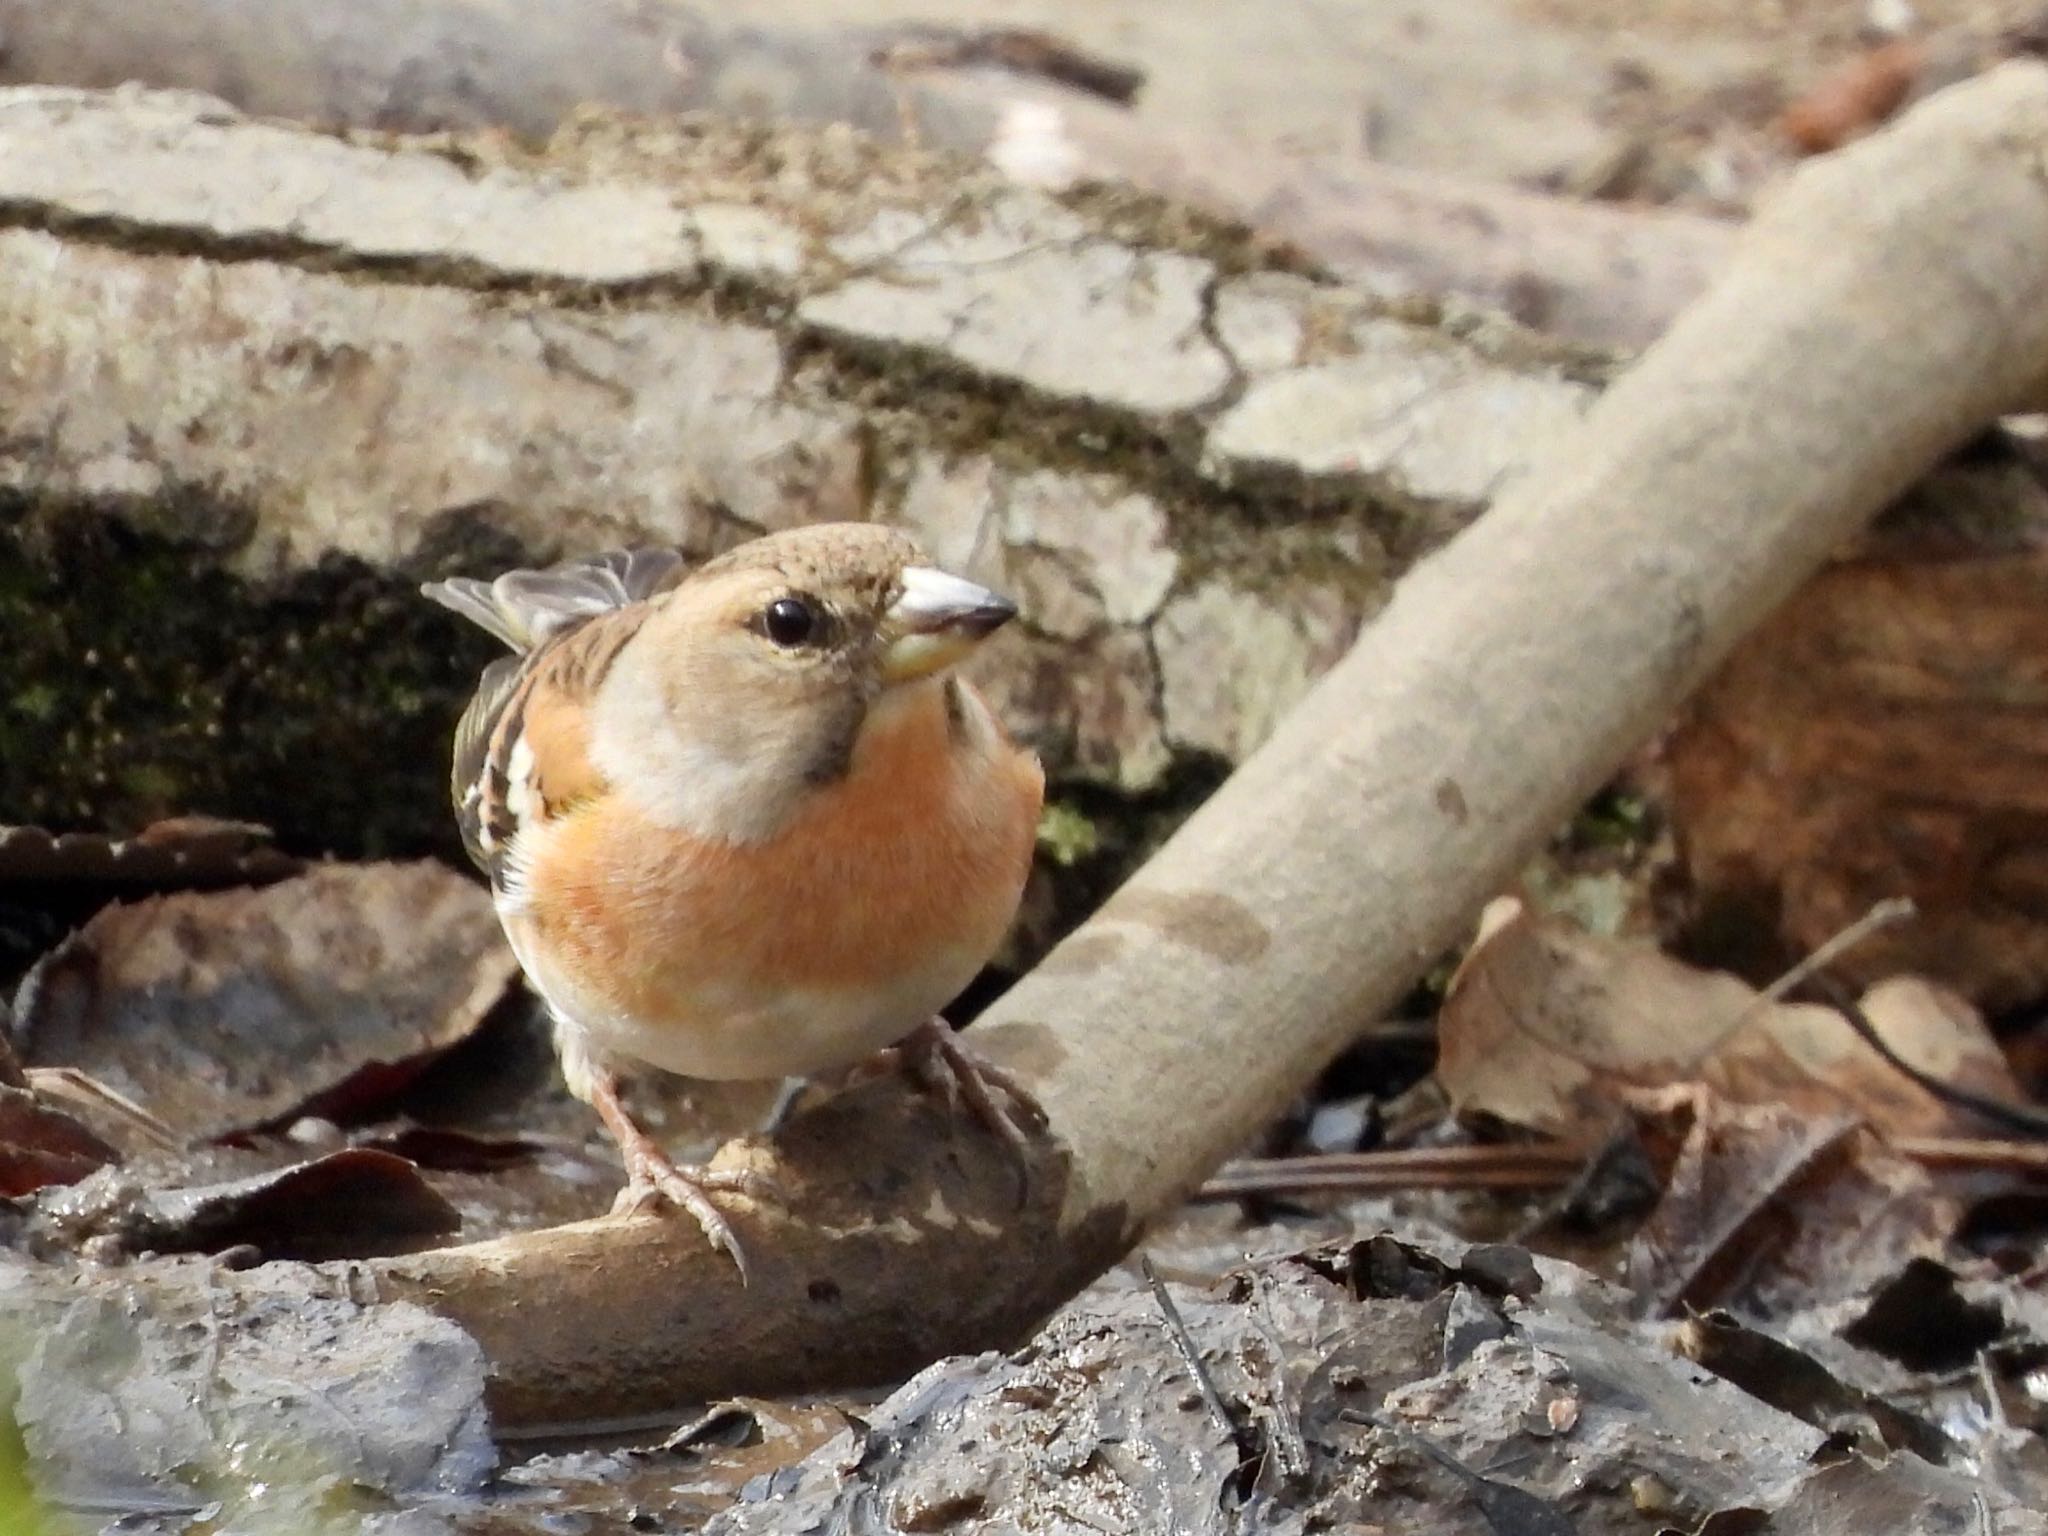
0;230;866;575
0;87;702;284
1206;318;1595;511
0;85;1626;819
1155;576;1367;761
802;202;1234;416
1002;472;1178;630
688;199;808;281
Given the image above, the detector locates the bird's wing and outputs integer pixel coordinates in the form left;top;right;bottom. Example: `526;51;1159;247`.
429;550;679;880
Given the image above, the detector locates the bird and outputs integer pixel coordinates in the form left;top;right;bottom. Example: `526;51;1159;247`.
422;523;1046;1279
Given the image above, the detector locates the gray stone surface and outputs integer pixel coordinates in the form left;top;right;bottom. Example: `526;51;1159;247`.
0;88;703;281
0;85;1602;799
1207;324;1595;509
8;1265;493;1521
803;206;1234;415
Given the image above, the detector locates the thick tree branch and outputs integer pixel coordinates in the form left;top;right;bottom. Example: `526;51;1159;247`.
0;0;986;144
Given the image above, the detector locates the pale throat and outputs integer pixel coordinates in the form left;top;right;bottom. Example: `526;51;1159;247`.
591;670;955;847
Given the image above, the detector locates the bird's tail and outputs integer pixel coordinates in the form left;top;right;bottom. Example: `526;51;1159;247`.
421;548;686;652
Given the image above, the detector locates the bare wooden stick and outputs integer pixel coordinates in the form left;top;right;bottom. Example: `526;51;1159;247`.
317;63;2048;1430
1200;1134;2048;1202
1200;1146;1587;1199
1893;1137;2048;1172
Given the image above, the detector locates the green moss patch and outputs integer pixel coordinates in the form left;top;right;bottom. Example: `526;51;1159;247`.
0;496;497;861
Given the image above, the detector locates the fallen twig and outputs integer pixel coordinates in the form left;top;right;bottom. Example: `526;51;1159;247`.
869;25;1144;105
1893;1137;2048;1173
1199;1133;2048;1205
1746;897;1917;1013
1139;1255;1241;1441
0;0;989;144
1199;1144;1587;1200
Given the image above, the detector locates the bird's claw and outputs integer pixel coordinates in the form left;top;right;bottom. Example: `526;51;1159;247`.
591;1069;785;1283
900;1019;1045;1202
611;1147;782;1285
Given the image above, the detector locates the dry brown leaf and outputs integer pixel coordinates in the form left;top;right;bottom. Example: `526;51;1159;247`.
1714;974;2015;1137
1624;1086;1955;1316
0;1083;118;1195
1778;40;1927;155
10;861;517;1142
0;817;301;888
119;1147;462;1261
1659;536;2048;1014
1437;900;2019;1140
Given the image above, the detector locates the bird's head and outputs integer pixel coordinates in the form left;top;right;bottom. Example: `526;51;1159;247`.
591;523;1019;842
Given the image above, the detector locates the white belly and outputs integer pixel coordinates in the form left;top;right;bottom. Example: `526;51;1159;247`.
501;904;981;1087
587;963;973;1081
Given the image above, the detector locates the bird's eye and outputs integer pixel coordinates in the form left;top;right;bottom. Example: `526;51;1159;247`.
760;595;819;648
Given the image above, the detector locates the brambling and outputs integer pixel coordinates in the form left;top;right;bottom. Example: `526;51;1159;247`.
423;524;1045;1277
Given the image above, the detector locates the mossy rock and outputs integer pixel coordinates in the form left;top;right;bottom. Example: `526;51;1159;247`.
0;495;502;861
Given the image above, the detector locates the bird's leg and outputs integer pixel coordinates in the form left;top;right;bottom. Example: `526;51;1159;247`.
588;1069;778;1283
756;1076;812;1137
895;1019;1046;1192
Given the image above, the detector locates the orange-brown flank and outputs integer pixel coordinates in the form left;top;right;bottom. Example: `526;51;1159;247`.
523;683;1042;1034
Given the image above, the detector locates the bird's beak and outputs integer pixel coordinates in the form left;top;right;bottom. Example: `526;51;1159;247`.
881;567;1018;684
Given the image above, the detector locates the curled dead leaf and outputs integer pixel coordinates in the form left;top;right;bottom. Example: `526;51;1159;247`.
1624;1086;1955;1316
10;861;518;1142
1437;901;2019;1140
38;1146;461;1262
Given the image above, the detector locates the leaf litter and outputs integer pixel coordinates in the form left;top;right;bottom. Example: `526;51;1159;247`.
1436;897;2022;1142
1172;879;2048;1531
10;860;518;1143
0;847;2043;1529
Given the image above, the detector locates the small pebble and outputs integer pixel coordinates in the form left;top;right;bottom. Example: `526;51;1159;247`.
1306;1096;1373;1154
1631;1473;1677;1515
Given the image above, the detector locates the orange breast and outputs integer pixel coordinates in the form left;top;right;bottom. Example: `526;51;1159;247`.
523;688;1042;1032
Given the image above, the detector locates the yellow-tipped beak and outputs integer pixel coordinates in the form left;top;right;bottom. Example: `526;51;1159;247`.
881;566;1018;684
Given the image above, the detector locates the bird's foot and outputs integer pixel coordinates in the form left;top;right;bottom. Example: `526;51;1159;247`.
591;1071;782;1284
609;1144;782;1283
897;1018;1046;1198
